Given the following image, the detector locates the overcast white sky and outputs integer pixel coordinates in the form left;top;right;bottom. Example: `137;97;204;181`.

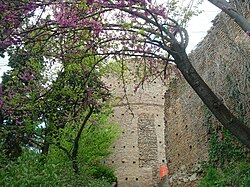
186;1;220;52
0;1;220;80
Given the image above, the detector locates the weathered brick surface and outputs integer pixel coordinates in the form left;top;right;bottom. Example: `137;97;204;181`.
105;61;167;187
165;4;250;186
106;2;250;186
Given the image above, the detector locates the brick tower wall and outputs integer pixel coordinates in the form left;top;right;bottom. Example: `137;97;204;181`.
105;60;167;187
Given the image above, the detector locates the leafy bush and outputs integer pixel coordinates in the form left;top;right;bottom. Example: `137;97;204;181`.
199;162;250;187
199;167;225;187
201;106;250;187
0;151;63;186
0;151;112;187
88;164;116;184
78;111;120;165
47;109;120;183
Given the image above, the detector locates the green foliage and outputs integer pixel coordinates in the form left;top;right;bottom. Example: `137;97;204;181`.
49;108;120;184
200;105;249;186
0;151;112;187
199;167;225;187
78;109;120;164
168;0;203;26
0;151;63;186
0;44;47;160
78;110;119;183
208;129;248;168
88;164;116;184
0;31;119;186
199;162;250;187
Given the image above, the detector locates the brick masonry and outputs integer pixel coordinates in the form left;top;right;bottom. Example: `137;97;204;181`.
106;1;250;186
165;3;250;186
105;61;168;187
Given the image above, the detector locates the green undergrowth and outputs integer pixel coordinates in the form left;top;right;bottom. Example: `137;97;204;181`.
199;108;250;187
0;109;120;187
199;162;250;187
0;151;112;187
199;74;250;187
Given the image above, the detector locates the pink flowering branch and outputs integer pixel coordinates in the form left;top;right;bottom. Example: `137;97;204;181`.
1;0;249;149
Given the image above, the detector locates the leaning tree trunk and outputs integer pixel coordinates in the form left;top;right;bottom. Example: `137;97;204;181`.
171;42;250;149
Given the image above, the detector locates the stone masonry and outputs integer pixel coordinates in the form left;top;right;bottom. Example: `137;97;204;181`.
164;3;250;186
105;60;168;187
106;1;250;186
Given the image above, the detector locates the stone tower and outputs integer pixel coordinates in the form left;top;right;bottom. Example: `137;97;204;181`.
105;60;168;187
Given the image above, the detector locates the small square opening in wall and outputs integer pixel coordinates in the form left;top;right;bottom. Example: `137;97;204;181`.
112;161;114;163
133;161;136;164
162;160;165;163
125;177;128;180
122;160;125;163
136;178;139;181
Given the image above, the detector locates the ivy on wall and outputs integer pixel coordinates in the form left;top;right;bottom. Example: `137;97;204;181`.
199;73;250;186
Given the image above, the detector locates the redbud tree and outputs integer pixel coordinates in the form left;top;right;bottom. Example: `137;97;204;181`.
0;0;249;149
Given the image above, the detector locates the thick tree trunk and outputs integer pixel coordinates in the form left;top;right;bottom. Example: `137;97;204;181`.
171;43;250;149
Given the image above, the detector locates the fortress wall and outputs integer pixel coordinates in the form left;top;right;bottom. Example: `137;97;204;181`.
105;2;250;186
105;61;168;187
164;6;250;187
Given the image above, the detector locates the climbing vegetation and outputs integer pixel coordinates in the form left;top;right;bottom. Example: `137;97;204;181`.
199;76;250;186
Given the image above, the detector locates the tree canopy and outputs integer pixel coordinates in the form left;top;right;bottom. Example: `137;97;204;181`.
0;0;249;153
1;1;250;186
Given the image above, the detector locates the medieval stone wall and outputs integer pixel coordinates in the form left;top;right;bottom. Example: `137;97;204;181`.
106;2;250;186
164;4;250;187
105;61;168;187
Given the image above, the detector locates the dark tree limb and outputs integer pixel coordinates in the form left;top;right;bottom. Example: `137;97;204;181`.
71;105;94;173
170;42;250;149
208;0;250;34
